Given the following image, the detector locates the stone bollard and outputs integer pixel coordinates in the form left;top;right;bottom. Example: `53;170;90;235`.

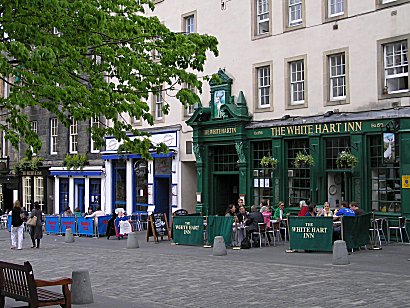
126;231;139;249
212;236;227;256
64;228;75;243
71;270;94;305
332;240;350;265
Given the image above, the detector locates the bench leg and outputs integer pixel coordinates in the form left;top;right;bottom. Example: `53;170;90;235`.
61;284;71;308
0;294;5;308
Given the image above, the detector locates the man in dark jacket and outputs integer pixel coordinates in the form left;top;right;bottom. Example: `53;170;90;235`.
246;205;264;247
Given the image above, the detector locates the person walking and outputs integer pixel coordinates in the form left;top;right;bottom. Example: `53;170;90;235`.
11;200;24;250
29;202;43;248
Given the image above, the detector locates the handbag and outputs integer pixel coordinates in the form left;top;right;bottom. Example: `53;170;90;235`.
27;216;37;227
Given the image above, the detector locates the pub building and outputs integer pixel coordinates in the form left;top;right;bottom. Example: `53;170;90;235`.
188;70;409;222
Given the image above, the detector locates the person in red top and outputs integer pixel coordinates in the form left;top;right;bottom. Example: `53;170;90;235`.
297;200;308;216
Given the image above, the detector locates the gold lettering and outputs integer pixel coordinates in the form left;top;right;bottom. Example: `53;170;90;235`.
322;124;329;133
355;122;362;131
280;127;286;136
294;126;301;135
336;123;341;132
348;122;355;132
330;123;336;133
315;124;322;134
307;125;313;134
287;126;295;135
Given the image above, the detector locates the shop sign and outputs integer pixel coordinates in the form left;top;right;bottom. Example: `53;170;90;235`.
270;121;362;137
202;127;237;136
173;216;204;246
402;176;410;189
288;216;333;251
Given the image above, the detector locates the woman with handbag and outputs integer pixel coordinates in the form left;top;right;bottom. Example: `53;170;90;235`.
11;200;24;250
29;202;43;248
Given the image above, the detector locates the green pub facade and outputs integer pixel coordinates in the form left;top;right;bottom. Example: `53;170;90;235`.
187;70;410;221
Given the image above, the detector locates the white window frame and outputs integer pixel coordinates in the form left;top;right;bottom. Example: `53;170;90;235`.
90;117;100;153
289;0;303;26
257;66;271;108
154;90;163;121
185;15;195;34
257;0;270;35
384;40;409;94
290;60;305;105
31;121;38;156
23;176;32;210
69;117;78;154
329;53;346;100
184;84;198;117
328;0;344;17
34;176;44;207
50;118;58;155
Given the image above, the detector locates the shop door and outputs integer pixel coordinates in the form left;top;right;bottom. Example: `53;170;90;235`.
155;177;170;217
326;172;352;208
74;179;85;213
213;174;239;216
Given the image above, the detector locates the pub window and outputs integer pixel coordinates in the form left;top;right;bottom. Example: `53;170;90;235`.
212;145;239;172
287;138;310;206
369;134;400;212
113;160;127;209
34;176;44;210
134;159;149;213
23;176;32;210
90;179;101;212
251;141;273;207
325;136;350;169
59;178;69;214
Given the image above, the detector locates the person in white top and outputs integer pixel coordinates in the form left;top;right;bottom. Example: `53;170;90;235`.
85;206;106;234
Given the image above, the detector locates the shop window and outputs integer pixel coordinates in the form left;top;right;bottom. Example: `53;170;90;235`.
251;141;273;207
59;178;69;214
90;179;101;212
287;139;310;206
369;135;401;212
212;145;238;172
325;136;350;169
134;159;148;213
113;160;126;209
154;157;172;175
23;176;32;210
34;176;44;209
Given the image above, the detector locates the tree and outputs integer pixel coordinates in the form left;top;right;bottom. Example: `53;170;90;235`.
0;0;218;158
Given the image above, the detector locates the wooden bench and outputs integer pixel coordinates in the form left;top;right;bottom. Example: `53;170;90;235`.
0;261;72;308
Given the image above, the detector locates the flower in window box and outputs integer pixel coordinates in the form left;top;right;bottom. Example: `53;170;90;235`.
260;156;278;170
336;151;358;169
294;152;314;168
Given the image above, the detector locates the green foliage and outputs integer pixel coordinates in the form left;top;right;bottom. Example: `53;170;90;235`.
260;156;278;170
13;157;43;174
0;0;218;158
294;152;314;168
63;154;88;170
336;151;358;169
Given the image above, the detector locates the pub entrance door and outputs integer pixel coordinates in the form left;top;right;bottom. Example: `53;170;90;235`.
213;174;239;216
326;172;352;208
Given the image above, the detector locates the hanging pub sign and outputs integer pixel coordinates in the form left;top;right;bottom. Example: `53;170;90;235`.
383;132;395;163
146;212;171;242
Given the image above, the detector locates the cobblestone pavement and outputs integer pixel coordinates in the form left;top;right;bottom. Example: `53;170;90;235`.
1;229;410;307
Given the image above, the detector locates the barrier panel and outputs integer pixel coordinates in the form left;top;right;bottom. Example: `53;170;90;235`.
45;216;60;234
7;215;12;231
97;215;111;237
77;217;94;236
60;217;76;234
206;216;233;246
288;216;334;252
342;213;371;250
173;216;204;246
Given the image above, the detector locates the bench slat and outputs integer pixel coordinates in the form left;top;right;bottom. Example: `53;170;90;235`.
37;288;65;302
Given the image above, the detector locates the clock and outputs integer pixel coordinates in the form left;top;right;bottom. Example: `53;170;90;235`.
334;174;342;185
329;184;337;195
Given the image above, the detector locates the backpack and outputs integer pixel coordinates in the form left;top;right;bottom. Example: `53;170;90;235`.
240;237;251;249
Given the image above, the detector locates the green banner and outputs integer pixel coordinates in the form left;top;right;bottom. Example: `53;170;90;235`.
172;216;204;246
288;216;333;252
342;213;371;250
206;216;234;245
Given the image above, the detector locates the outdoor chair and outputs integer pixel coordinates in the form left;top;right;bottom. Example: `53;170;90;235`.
279;219;288;242
388;217;409;243
369;218;387;247
257;223;270;248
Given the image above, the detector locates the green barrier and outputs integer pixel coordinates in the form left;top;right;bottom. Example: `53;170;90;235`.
342;213;371;250
288;216;333;252
172;216;204;246
207;216;234;246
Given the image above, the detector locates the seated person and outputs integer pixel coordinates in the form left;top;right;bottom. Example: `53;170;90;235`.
73;208;82;218
225;204;237;218
273;201;287;220
335;201;355;218
305;205;316;216
317;202;333;217
245;205;264;247
237;206;248;224
297;200;308;216
262;206;272;228
349;201;364;215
